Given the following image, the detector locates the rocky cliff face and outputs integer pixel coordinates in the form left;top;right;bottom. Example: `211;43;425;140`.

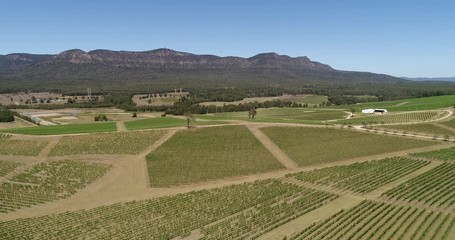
14;48;334;71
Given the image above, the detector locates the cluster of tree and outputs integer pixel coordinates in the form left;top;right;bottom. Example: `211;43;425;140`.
94;114;108;122
0;108;14;122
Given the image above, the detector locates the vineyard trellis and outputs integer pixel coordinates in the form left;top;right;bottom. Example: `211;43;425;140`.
382;162;455;209
289;200;454;240
0;160;111;213
0;160;22;177
338;111;442;125
411;147;455;162
0;179;337;239
288;157;430;194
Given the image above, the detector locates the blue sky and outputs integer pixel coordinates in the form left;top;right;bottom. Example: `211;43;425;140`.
1;0;454;77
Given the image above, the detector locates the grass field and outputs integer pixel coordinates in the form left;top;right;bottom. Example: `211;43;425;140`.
0;179;337;239
378;123;455;137
49;130;166;156
124;117;187;130
338;111;444;125
289;157;430;194
0;160;110;213
261;127;437;166
146;125;284;186
344;94;455;111
0;139;48;156
290;200;454;240
0;122;117;135
411;147;455;161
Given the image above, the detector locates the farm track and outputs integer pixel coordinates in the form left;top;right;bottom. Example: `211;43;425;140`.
247;125;299;170
116;121;127;132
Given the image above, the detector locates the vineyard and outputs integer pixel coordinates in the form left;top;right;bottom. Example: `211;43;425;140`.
441;118;455;129
411;147;455;161
0;179;337;239
0;160;110;213
289;157;430;194
0;139;48;156
0;133;11;140
338;111;442;125
49;130;166;156
146;126;284;186
256;108;347;121
378;123;455;137
0;160;22;177
261;127;436;166
290;200;454;240
383;162;455;209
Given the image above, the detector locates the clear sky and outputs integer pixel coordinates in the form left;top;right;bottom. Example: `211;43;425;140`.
1;0;454;77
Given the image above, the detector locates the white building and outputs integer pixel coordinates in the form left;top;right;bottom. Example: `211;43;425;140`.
362;109;388;114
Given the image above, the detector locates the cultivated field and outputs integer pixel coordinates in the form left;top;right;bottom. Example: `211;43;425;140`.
289;157;430;194
338;111;445;125
411;147;455;161
0;139;48;156
49;130;166;156
1;122;117;135
377;123;455;137
346;94;455;111
383;162;455;209
0;160;22;177
146;126;284;186
261;126;437;166
1;97;455;238
0;160;110;213
124;117;187;130
290;200;454;240
0;179;337;239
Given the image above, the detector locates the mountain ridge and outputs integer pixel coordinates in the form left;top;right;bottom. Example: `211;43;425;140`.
0;48;425;94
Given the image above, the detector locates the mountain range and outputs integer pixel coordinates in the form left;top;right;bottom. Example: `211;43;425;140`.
0;48;449;94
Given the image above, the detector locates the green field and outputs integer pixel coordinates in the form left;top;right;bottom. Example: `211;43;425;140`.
290;200;454;240
261;127;437;166
0;122;117;135
124;117;187;130
0;179;337;239
146;125;284;186
0;160;110;213
338;111;443;125
49;130;166;156
0;139;48;156
411;147;455;161
379;123;455;137
289;157;430;194
344;94;455;111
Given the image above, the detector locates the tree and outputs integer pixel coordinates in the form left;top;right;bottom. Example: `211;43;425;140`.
350;108;356;117
94;114;108;122
248;108;257;119
0;108;14;122
132;112;137;118
185;112;193;128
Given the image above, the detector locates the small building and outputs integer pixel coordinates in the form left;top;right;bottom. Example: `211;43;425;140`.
362;109;388;114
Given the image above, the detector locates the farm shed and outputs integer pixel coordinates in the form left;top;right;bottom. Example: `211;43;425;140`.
362;109;388;114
